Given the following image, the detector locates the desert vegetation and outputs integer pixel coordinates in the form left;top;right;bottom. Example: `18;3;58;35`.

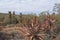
0;3;60;40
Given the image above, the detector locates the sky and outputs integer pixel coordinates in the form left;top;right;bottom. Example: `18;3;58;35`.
0;0;60;14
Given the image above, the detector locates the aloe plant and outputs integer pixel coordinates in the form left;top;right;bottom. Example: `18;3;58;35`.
9;11;12;24
18;16;45;40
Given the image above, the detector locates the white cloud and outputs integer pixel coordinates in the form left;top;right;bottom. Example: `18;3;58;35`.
0;0;60;14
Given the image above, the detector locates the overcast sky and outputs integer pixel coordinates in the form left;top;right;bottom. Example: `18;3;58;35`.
0;0;60;14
